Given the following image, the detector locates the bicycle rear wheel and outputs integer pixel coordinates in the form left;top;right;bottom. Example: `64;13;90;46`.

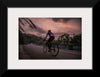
50;44;59;56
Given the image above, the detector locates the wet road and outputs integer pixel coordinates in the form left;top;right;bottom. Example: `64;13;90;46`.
19;44;81;59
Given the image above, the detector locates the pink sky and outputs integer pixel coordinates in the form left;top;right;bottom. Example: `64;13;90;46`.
19;18;81;39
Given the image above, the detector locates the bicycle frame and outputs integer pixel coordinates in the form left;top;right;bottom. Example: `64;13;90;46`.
43;39;59;56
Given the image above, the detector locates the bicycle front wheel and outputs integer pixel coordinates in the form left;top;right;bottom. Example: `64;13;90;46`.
43;44;48;53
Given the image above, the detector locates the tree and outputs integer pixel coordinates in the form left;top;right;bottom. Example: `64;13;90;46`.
70;34;81;46
19;18;37;44
58;33;70;46
58;33;81;50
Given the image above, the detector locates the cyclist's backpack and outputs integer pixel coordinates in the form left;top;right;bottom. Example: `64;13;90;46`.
50;33;54;36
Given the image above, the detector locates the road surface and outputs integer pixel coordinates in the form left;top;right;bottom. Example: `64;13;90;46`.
19;44;81;59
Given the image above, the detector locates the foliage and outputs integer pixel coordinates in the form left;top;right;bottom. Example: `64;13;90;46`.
19;18;38;45
70;34;81;46
19;30;28;44
36;41;45;45
57;33;81;50
19;30;43;45
58;33;70;46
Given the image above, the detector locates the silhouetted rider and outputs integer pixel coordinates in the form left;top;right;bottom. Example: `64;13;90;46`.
44;30;55;52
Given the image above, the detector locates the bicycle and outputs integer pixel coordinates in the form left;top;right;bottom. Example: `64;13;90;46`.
43;39;59;56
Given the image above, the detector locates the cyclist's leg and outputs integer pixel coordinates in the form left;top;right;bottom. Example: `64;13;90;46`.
49;36;55;49
47;37;55;51
51;37;55;47
47;38;51;50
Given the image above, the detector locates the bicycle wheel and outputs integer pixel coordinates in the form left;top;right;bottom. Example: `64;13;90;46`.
43;44;48;53
50;44;59;56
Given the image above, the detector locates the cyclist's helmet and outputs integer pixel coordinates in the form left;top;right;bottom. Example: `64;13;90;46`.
48;30;51;32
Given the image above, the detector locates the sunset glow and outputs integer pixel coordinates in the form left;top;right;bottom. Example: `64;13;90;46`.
19;18;81;39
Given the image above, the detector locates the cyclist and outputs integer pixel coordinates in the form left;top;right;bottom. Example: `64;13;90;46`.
44;30;55;52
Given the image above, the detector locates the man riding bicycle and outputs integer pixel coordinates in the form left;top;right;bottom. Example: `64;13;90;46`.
44;30;55;52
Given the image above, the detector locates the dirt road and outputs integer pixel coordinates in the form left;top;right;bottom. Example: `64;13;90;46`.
19;44;81;59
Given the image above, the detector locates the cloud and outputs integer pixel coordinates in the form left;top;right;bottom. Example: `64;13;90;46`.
52;18;71;23
52;18;81;24
68;18;81;26
35;26;46;33
19;18;81;39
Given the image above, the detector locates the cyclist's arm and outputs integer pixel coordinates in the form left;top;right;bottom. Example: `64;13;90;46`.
44;33;48;40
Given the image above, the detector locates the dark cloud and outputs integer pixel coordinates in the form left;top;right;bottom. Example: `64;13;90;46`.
36;26;46;33
52;18;71;23
52;18;81;23
69;18;81;26
72;18;81;23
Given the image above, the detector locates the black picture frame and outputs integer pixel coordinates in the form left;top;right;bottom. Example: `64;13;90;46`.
0;0;99;76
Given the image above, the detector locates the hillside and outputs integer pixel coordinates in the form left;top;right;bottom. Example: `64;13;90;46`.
19;30;43;45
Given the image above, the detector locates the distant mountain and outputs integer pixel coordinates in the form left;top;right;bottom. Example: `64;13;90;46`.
19;30;43;44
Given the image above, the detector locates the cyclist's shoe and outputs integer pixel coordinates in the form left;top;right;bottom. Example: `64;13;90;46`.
48;49;51;52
